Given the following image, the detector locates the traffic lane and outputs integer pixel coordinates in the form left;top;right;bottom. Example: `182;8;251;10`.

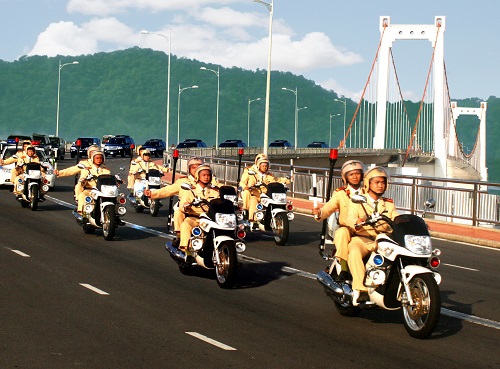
1;194;498;367
431;239;500;322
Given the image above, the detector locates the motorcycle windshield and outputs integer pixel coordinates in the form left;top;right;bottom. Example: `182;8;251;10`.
391;214;430;246
266;182;286;197
25;162;42;172
146;169;161;179
96;174;117;190
208;198;235;219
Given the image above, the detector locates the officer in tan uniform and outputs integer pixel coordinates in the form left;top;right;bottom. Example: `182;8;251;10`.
178;164;220;252
345;166;399;305
6;145;43;196
238;155;290;222
127;145;145;191
55;144;100;201
128;149;170;192
0;140;32;184
312;160;365;280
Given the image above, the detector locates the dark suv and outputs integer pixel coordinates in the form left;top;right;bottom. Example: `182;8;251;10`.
31;134;53;156
176;139;207;149
104;135;135;157
219;139;247;148
49;136;66;159
307;141;329;148
142;139;166;157
269;139;292;148
70;137;101;158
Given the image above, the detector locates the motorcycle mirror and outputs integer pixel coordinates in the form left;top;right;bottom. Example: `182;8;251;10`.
77;163;86;169
248;170;256;175
180;182;192;191
424;198;436;209
351;194;368;204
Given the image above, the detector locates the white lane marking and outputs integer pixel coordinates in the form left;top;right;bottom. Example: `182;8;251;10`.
79;283;110;295
11;249;30;257
186;332;236;351
441;308;500;330
47;196;500;331
443;263;479;271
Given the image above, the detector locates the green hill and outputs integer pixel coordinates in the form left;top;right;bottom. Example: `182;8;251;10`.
0;48;498;183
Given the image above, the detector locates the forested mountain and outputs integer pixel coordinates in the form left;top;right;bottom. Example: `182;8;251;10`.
0;48;498;183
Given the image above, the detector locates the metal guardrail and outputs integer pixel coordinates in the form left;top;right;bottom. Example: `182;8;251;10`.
165;152;500;229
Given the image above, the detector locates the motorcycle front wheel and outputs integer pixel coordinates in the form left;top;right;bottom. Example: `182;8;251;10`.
402;273;441;339
150;199;160;217
215;241;237;288
102;205;116;241
272;212;289;246
29;184;39;211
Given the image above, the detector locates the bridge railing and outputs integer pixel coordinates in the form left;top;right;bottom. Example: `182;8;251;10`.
165;153;500;229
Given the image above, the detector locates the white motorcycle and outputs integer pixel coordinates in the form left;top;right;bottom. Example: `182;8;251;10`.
244;174;294;245
317;196;442;339
130;168;163;216
73;173;127;241
16;161;50;211
165;183;246;288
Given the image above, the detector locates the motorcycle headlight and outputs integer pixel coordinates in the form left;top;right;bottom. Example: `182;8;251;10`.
149;177;161;186
191;238;203;251
84;204;94;213
404;235;432;255
101;185;118;197
117;206;126;215
272;192;287;203
216;213;236;228
223;194;237;202
27;170;41;177
254;211;264;221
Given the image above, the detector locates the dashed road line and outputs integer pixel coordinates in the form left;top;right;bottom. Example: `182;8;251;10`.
79;283;110;295
186;332;236;351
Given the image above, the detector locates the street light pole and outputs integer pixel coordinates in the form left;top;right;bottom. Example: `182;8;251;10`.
329;113;341;148
282;87;300;149
141;30;171;148
334;98;347;147
177;84;199;145
253;0;273;154
200;66;220;147
247;97;261;146
56;60;79;137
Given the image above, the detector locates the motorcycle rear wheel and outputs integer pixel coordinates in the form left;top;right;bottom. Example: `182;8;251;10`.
402;273;441;339
102;205;116;241
29;184;39;211
272;212;289;245
215;241;237;288
150;200;160;217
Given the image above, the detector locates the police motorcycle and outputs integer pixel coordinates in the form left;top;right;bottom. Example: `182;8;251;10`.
15;161;50;211
165;183;246;288
129;168;163;216
316;196;442;339
72;168;127;241
244;170;294;246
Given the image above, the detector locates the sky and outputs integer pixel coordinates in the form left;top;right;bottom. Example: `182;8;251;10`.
1;0;499;102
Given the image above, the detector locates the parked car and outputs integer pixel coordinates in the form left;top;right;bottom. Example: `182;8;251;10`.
176;139;207;149
307;141;329;148
269;140;292;148
31;134;53;156
49;136;66;159
0;146;56;189
219;139;247;148
70;137;101;158
142;139;166;157
104;135;135;157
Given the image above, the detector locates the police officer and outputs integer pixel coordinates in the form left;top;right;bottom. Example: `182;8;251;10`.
9;145;43;197
238;155;290;223
312;160;365;281
178;164;220;252
128;149;169;194
345;166;399;305
0;140;32;184
127;145;145;191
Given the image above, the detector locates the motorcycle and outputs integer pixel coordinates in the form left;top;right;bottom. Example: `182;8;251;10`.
316;196;442;339
244;173;294;245
15;161;50;211
165;183;246;288
73;173;127;241
129;168;163;216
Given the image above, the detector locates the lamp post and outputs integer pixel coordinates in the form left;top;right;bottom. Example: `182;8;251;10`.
177;84;199;145
247;97;261;146
141;30;171;148
253;0;273;154
329;113;341;148
56;60;79;137
282;87;305;149
334;98;347;147
200;66;220;147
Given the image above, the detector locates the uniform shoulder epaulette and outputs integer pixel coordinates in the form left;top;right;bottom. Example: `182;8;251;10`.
335;186;347;192
382;197;394;203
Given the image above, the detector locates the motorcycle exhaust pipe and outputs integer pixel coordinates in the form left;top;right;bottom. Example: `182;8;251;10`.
72;209;84;224
316;270;344;296
128;196;137;206
165;241;187;261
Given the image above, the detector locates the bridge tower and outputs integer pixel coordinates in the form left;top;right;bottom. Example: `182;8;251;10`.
450;101;488;181
374;16;447;177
